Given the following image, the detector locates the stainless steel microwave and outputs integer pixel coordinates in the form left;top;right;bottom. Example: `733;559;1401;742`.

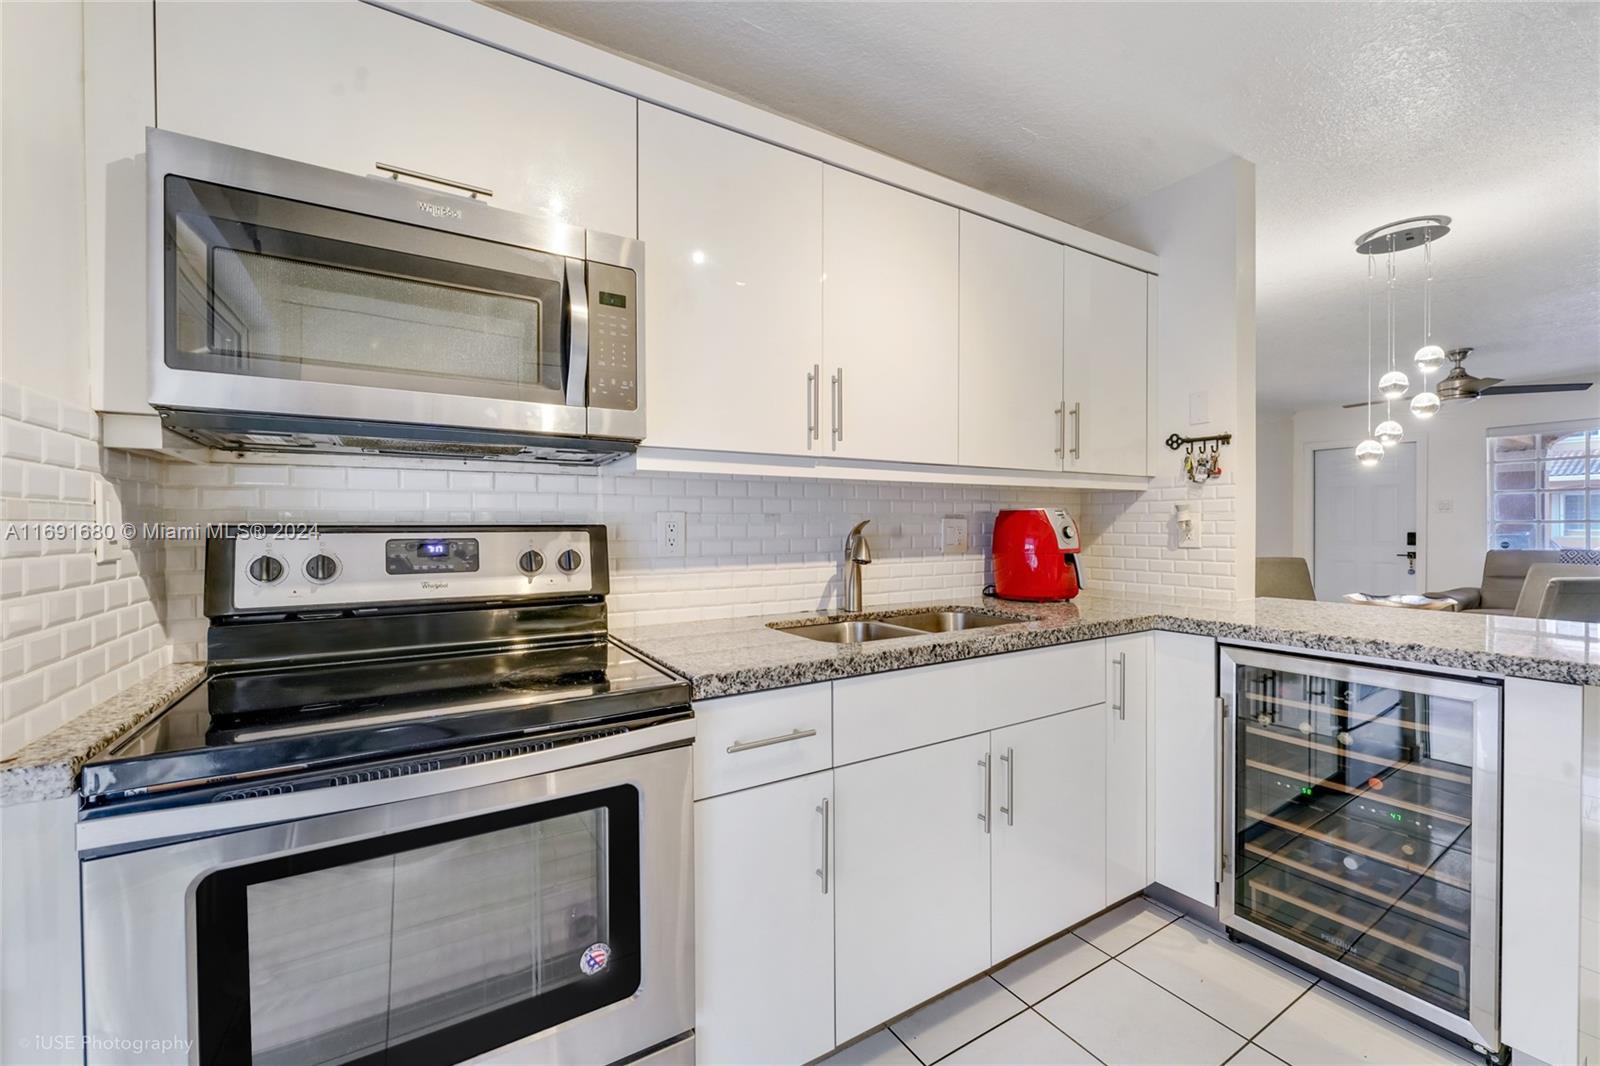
147;129;644;463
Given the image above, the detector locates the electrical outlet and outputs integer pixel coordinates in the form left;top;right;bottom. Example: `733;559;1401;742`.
657;511;687;557
1174;502;1202;549
940;515;969;555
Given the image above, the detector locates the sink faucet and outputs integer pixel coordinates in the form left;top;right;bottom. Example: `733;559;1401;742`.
843;520;873;613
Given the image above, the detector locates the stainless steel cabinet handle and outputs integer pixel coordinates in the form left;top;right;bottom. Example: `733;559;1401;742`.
1070;402;1082;460
999;747;1015;826
978;754;991;832
725;728;817;754
375;162;493;199
1113;651;1128;720
806;365;819;447
831;370;844;445
1054;403;1066;459
816;797;830;894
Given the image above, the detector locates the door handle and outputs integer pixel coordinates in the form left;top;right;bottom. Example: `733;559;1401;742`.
1215;695;1229;885
978;754;991;833
816;797;830;894
725;728;816;754
563;258;589;407
831;369;843;445
998;747;1014;826
1070;402;1082;460
1112;651;1128;720
1055;403;1066;459
806;365;820;447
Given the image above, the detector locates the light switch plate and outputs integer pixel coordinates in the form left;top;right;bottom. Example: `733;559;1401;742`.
92;481;121;565
940;515;969;555
1174;502;1201;549
1188;391;1211;425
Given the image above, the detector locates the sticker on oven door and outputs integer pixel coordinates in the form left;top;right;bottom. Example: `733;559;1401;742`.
579;942;611;975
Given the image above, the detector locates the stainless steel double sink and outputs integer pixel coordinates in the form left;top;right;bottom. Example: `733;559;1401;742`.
772;608;1020;644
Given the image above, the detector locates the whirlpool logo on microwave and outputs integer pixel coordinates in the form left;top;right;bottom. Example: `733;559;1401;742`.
417;200;463;220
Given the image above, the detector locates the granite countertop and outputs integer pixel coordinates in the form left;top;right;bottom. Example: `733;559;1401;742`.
614;593;1600;700
0;663;205;806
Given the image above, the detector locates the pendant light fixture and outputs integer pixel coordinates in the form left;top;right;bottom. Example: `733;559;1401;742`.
1355;254;1384;467
1354;216;1451;439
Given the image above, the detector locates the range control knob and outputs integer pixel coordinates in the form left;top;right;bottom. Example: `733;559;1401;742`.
304;553;340;582
557;549;583;573
518;549;545;575
247;555;284;584
1061;526;1073;540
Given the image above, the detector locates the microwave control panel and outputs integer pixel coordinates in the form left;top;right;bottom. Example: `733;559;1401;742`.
586;261;638;412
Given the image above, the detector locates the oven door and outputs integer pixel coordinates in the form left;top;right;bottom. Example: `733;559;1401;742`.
80;734;692;1066
147;129;617;440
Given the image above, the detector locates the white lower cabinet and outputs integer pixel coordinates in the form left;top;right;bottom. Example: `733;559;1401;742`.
1151;632;1219;906
991;707;1107;962
1105;634;1151;901
694;770;835;1065
834;734;992;1043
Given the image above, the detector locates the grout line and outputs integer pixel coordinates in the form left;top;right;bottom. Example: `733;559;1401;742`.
1029;1006;1110;1066
1103;957;1257;1042
916;979;1026;1065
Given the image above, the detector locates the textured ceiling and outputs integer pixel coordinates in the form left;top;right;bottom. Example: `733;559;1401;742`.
493;1;1600;414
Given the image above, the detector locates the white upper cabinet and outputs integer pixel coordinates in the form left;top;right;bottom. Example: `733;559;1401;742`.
1064;249;1151;476
154;0;637;237
822;168;959;465
638;103;823;455
957;213;1066;472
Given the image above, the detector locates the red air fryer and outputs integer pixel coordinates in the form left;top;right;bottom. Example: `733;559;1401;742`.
992;508;1082;601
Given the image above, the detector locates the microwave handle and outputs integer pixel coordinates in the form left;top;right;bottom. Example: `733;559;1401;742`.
564;258;590;407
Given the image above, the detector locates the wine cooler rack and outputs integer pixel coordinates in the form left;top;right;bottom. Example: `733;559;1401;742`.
1219;646;1503;1057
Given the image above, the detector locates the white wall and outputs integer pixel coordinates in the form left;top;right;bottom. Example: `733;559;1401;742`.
1085;156;1258;599
1256;413;1293;556
1289;379;1600;592
0;1;91;409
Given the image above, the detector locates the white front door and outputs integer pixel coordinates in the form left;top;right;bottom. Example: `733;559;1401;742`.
1312;442;1419;600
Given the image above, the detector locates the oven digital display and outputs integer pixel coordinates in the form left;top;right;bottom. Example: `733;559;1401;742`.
386;538;480;574
598;291;627;308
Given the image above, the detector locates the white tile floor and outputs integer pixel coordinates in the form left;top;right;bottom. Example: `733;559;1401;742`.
824;898;1482;1066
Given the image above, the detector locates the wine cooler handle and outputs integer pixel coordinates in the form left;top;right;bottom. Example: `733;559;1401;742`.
1215;694;1228;887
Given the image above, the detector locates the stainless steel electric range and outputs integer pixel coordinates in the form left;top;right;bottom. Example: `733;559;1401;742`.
77;525;693;1066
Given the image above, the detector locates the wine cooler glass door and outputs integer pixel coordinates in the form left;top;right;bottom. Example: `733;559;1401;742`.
1220;647;1501;1051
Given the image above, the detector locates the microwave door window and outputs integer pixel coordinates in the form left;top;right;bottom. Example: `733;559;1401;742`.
164;176;569;406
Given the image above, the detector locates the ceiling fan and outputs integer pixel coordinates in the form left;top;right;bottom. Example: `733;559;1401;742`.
1343;347;1594;409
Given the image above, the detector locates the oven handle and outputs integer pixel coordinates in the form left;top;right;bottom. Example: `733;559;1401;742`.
564;258;590;407
78;714;694;859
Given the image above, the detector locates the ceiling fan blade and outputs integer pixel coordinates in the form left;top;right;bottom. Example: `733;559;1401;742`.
1340;399;1385;409
1478;382;1594;396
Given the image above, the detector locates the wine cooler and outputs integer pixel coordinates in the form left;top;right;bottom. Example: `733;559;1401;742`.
1219;646;1503;1056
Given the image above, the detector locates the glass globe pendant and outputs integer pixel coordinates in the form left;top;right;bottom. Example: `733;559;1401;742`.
1375;419;1404;448
1378;370;1409;400
1414;344;1445;374
1356;438;1384;466
1410;391;1441;418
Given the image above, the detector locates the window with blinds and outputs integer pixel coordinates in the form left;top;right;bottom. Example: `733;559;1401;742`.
1486;420;1600;551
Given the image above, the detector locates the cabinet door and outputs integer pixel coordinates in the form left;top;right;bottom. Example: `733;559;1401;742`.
639;104;823;455
1151;632;1220;906
1064;249;1150;476
822;167;959;464
1105;634;1151;902
696;771;834;1065
957;213;1065;472
990;708;1106;962
154;0;636;236
834;735;990;1043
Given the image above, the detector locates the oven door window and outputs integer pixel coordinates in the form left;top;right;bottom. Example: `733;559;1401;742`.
194;786;640;1066
164;176;571;406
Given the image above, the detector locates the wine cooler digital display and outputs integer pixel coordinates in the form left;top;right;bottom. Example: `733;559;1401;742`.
1219;647;1503;1058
